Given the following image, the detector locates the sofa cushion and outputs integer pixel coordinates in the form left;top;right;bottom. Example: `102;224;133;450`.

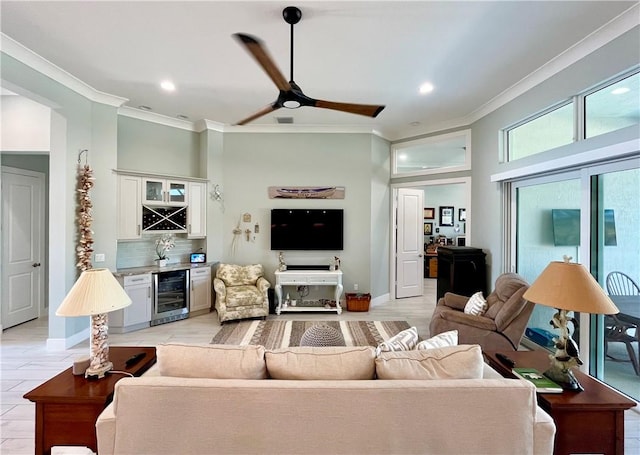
415;329;458;350
375;326;418;356
265;346;376;380
375;345;484;380
225;286;264;308
216;264;263;286
157;343;267;379
464;291;488;316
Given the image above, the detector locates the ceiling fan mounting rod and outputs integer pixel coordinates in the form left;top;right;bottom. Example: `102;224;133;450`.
289;21;294;82
282;6;301;83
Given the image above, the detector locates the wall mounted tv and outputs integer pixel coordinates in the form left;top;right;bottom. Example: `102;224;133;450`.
271;209;344;251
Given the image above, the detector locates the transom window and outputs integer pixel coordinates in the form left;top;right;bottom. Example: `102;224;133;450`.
504;68;639;162
391;130;471;178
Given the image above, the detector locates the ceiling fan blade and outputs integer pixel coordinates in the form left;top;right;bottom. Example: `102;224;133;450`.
235;103;280;126
313;99;385;118
233;33;291;92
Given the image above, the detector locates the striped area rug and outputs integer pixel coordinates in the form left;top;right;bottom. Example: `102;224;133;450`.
211;320;411;349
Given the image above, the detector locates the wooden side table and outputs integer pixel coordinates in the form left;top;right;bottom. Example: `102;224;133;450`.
485;349;636;455
24;346;156;455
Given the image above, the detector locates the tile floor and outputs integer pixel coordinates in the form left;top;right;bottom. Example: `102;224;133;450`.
1;280;638;454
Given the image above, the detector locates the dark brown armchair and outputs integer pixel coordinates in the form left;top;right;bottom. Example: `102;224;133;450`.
429;273;533;352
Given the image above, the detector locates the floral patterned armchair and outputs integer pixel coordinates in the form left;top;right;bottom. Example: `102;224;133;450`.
213;264;270;323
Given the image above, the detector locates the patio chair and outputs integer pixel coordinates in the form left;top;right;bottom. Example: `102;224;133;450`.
604;272;639;376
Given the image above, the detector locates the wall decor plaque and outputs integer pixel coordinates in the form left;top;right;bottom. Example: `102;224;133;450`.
268;186;345;199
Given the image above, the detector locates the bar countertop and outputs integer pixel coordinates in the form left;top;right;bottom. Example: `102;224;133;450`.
113;261;219;277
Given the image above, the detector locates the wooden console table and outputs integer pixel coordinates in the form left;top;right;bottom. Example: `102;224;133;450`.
24;346;156;455
275;270;343;315
485;349;636;455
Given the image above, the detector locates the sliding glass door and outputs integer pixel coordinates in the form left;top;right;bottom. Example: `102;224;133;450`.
512;160;639;400
590;165;639;399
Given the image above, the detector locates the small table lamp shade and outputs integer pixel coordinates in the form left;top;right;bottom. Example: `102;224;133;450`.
523;261;618;315
56;268;131;378
523;260;619;391
56;268;131;316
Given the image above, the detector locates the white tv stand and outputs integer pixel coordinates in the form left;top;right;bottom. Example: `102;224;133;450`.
274;270;344;315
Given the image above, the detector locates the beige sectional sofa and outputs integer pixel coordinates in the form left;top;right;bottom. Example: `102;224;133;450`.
96;343;555;455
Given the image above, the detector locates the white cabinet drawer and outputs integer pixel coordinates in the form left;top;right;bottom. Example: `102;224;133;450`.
123;273;151;286
279;278;308;285
190;267;211;277
309;276;339;284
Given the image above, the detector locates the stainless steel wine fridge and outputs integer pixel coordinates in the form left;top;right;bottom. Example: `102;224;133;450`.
151;269;189;326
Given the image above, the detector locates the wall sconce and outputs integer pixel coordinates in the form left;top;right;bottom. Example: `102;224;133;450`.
210;184;224;212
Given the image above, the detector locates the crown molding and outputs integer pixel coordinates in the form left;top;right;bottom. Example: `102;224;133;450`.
118;106;197;131
1;33;128;108
3;4;637;141
464;4;640;127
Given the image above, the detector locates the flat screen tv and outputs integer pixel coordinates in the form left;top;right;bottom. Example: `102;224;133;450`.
271;209;343;251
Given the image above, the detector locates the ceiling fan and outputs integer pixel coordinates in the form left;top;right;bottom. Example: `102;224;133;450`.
233;6;385;125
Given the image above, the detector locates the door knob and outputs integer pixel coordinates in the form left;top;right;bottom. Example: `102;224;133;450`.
32;262;41;267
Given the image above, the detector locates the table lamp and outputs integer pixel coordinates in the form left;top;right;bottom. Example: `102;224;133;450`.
56;268;132;378
523;257;619;391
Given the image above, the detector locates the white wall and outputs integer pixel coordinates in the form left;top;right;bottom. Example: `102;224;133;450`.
0;95;50;151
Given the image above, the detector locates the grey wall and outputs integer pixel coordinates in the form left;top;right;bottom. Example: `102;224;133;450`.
220;132;390;294
117;116;201;176
469;27;640;283
0;53;117;340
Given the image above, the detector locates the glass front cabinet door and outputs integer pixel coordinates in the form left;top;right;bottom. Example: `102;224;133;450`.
143;178;187;206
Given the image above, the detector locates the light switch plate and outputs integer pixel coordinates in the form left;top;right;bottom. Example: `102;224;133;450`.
95;253;105;262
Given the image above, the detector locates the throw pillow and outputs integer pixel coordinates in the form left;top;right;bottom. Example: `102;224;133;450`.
464;291;488;316
375;345;484;380
265;346;376;380
375;326;419;356
415;329;458;350
157;343;267;379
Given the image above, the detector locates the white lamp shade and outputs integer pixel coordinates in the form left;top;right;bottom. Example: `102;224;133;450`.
523;261;619;315
56;268;132;316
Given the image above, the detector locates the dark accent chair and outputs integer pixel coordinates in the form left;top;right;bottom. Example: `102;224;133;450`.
604;271;639;375
429;273;533;352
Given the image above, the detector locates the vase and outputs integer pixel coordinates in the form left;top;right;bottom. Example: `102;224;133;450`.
157;259;167;267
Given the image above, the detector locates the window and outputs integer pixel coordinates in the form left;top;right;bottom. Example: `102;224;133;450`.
585;72;640;139
506;102;574;161
504;69;639;161
392;130;471;177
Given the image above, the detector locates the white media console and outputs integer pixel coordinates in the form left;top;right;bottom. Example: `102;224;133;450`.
274;269;344;315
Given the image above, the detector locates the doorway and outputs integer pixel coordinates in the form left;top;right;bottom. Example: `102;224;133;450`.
1;166;46;329
390;177;471;299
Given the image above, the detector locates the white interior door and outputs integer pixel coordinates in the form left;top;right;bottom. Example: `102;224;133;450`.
1;167;44;329
396;188;424;298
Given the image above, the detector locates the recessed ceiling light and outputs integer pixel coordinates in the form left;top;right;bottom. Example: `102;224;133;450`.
611;87;630;95
138;105;152;111
419;82;434;94
160;80;176;92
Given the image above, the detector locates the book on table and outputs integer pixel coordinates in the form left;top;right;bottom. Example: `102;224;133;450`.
512;367;563;393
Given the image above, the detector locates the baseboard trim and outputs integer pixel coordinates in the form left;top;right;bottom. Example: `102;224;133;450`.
370;293;389;307
46;326;90;351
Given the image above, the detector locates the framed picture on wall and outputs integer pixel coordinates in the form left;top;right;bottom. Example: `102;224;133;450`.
424;207;435;219
459;208;467;221
424;222;433;235
439;206;454;226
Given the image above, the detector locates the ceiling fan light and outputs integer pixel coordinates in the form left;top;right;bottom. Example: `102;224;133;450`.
283;100;301;109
